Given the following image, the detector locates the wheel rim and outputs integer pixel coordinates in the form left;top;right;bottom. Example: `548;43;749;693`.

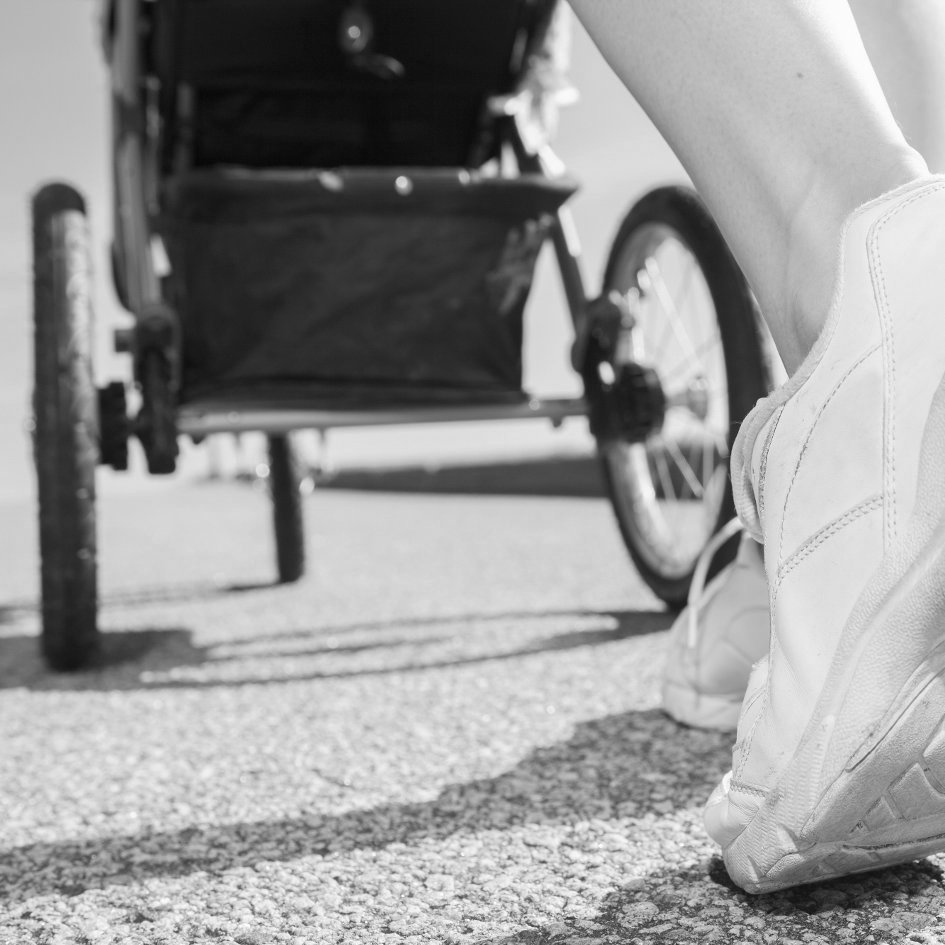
604;222;731;581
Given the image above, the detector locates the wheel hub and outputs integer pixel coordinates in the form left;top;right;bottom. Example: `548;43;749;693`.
586;351;667;445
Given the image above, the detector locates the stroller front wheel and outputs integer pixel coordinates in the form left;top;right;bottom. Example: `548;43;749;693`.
31;183;100;670
594;186;769;607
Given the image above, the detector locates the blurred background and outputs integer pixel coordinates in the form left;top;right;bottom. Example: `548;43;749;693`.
0;1;684;503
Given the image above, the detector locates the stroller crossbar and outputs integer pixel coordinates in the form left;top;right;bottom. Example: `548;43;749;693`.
177;397;589;437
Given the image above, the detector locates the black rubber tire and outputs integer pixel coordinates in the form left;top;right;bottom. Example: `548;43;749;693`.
599;186;769;607
268;434;306;584
32;183;100;670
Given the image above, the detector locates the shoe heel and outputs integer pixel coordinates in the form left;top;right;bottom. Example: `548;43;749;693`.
720;368;945;894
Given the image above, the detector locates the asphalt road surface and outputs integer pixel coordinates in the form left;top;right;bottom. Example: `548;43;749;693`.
3;465;945;944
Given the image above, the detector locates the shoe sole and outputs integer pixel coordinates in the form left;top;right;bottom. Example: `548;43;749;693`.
662;679;740;732
721;370;945;893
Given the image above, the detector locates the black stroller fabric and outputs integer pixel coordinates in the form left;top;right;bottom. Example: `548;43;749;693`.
156;0;560;169
162;168;576;407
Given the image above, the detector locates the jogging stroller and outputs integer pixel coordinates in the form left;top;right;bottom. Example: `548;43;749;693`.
31;0;769;669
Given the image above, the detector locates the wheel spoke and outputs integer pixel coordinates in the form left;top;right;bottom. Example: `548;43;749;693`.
600;202;768;596
702;436;715;504
663;437;705;499
691;330;723;364
664;384;725;405
638;255;703;368
644;256;702;368
658;332;723;388
709;427;730;460
641;281;677;364
674;257;699;310
703;464;729;531
651;440;678;503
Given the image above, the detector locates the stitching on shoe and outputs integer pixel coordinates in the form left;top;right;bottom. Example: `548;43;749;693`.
870;204;896;547
736;660;768;719
727;778;768;799
773;495;883;593
776;343;881;565
867;181;945;547
757;405;785;540
735;494;880;780
734;627;780;781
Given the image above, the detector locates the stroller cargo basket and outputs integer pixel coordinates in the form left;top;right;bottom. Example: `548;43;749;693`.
161;167;577;407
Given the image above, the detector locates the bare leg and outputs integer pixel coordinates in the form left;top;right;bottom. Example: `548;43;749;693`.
641;0;945;892
851;0;945;172
568;0;927;372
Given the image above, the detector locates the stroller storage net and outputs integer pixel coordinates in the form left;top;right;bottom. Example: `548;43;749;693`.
163;169;575;406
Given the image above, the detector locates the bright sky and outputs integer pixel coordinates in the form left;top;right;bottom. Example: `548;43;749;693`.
0;1;683;500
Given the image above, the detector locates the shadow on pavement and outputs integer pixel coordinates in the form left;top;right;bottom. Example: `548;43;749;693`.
2;698;943;936
310;435;722;500
0;709;728;903
483;856;945;944
314;454;606;498
0;579;280;623
0;608;672;692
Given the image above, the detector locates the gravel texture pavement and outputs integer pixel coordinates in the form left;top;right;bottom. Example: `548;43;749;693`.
3;472;945;944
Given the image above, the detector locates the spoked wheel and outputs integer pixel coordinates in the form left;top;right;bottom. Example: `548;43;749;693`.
267;434;306;584
597;186;769;607
32;183;100;669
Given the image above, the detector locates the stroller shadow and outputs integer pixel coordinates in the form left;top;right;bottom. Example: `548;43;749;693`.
0;578;279;622
315;454;606;498
0;709;729;903
0;607;672;692
2;685;942;929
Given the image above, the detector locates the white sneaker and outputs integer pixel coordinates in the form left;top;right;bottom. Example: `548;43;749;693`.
662;522;769;732
703;177;945;893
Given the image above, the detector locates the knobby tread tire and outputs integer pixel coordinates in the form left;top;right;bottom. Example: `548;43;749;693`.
32;183;100;670
599;186;770;607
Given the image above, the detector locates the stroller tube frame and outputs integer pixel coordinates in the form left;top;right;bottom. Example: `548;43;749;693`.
112;1;171;322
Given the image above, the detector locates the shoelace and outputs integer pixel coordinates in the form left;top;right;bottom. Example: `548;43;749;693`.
686;517;745;649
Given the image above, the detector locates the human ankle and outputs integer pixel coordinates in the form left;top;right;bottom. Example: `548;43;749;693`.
779;150;929;373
